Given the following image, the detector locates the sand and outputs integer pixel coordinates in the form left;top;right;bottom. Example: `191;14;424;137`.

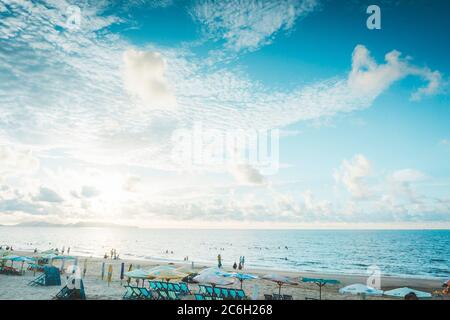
0;251;447;300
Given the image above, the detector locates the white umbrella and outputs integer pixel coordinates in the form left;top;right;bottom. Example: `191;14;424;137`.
124;268;150;279
193;272;235;286
383;287;431;299
199;267;231;276
339;284;383;296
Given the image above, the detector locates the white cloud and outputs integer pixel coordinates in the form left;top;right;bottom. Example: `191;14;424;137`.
229;164;266;185
123;49;177;108
391;169;426;183
0;145;39;177
334;154;373;200
349;45;442;101
190;0;318;53
34;186;64;203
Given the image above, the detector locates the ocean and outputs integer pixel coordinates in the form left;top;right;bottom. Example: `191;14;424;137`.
0;227;448;279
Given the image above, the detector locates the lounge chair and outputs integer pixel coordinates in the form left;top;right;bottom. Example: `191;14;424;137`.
236;289;246;299
206;286;214;296
195;293;205;300
264;294;273;300
157;290;169;300
123;286;137;300
282;294;293;300
214;287;222;297
54;278;86;300
180;282;190;294
139;287;154;300
228;289;237;299
199;285;207;294
167;290;180;300
221;288;230;299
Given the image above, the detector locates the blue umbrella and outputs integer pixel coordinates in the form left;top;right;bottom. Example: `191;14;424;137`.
383;287;431;299
302;277;340;300
225;272;258;289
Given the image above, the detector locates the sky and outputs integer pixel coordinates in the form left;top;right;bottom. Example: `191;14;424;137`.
0;0;449;228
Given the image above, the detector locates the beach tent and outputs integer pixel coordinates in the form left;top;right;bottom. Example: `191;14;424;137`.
383;287;431;299
302;277;340;300
339;284;383;297
225;272;258;289
193;272;235;287
262;274;297;295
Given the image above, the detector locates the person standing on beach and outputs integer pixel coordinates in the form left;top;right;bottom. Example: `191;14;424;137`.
217;254;222;268
67;247;70;254
233;262;237;270
242;256;245;268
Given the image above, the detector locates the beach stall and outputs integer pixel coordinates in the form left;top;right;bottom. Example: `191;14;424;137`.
301;277;340;300
383;287;432;299
0;255;35;275
262;274;297;296
339;283;383;299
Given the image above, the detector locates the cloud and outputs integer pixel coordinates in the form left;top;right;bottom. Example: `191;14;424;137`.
0;145;39;177
190;0;318;54
123;49;177;108
349;45;442;101
334;154;373;200
229;164;266;185
81;185;101;198
34;187;64;203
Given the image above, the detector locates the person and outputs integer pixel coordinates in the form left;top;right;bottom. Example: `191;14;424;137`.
238;262;242;270
217;254;222;268
34;248;37;253
233;262;237;270
67;247;71;254
242;256;245;267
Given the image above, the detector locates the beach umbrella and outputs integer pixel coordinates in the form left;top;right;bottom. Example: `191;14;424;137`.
262;274;297;295
148;268;188;282
199;267;231;276
302;277;340;300
339;284;383;297
52;255;76;260
383;287;431;299
176;265;197;275
193;272;235;287
124;268;151;279
225;272;258;289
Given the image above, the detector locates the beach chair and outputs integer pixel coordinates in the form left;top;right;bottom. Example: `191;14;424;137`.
221;288;230;299
139;287;154;300
167;283;175;291
173;283;181;292
122;286;137;300
131;286;142;298
180;282;190;294
167;290;180;300
283;294;293;300
228;289;237;299
214;287;222;297
149;281;158;290
156;281;163;290
162;282;169;290
264;294;273;300
195;293;205;300
198;285;207;295
206;286;214;296
157;290;169;300
54;278;86;300
272;294;282;300
28;273;46;286
236;289;246;299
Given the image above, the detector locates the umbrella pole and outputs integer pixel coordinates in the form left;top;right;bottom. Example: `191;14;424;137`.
278;283;281;296
240;279;243;290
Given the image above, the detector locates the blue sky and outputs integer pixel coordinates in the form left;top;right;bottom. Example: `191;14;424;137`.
0;0;449;228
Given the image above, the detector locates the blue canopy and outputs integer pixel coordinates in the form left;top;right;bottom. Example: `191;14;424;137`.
383;287;431;299
302;277;340;285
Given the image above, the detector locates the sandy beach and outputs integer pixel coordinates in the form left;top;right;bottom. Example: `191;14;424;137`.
0;250;446;300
